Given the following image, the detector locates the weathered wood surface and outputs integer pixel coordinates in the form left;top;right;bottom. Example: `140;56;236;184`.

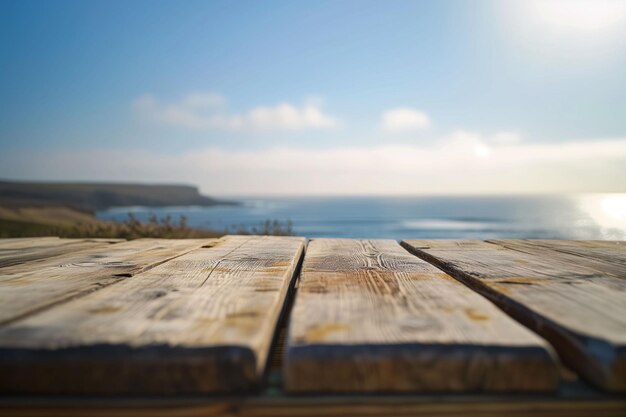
0;237;62;248
401;239;626;392
0;237;122;250
0;235;305;394
490;240;626;278
0;238;213;325
0;238;120;268
285;239;558;392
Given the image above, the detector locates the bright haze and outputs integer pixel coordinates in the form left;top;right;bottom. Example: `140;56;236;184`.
1;0;626;196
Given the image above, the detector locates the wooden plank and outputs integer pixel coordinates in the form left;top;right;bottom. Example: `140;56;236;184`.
0;237;62;248
0;238;120;268
402;239;626;392
0;235;305;394
490;240;626;278
0;238;124;249
0;238;214;325
285;239;558;393
1;394;626;417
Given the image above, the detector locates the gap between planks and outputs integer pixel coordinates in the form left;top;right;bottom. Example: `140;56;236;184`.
0;235;306;394
401;239;626;392
285;238;559;393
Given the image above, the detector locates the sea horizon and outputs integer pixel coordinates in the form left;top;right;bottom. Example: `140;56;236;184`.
97;193;626;241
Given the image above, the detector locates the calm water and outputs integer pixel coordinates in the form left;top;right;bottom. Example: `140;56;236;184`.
96;194;626;240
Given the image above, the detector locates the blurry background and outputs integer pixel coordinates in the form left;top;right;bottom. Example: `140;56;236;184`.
1;0;625;239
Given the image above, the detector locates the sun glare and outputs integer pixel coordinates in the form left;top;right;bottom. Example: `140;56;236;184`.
527;0;626;34
580;194;626;233
499;0;626;57
473;144;492;159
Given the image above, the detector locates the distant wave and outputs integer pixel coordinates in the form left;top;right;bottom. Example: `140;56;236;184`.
241;199;287;210
402;219;518;231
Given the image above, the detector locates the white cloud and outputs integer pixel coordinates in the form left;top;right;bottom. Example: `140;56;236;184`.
3;134;625;196
443;130;522;158
381;108;430;132
489;131;522;145
133;93;339;132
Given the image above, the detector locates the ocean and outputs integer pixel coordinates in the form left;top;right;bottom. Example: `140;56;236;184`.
96;194;626;240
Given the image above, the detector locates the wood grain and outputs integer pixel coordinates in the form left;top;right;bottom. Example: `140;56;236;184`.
401;239;626;392
285;239;558;393
0;238;119;268
0;235;305;394
0;237;62;248
0;237;122;249
489;240;626;278
0;238;213;325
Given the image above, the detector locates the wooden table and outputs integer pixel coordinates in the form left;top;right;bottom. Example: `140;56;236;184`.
0;236;624;416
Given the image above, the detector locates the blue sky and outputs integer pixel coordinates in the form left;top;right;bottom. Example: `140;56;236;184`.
1;0;626;195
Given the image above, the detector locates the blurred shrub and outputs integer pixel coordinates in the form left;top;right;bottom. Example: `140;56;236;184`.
0;214;294;239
